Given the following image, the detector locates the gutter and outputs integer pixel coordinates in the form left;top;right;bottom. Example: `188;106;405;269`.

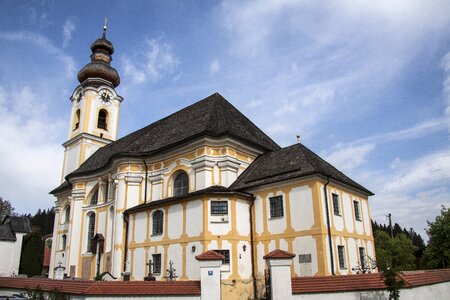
143;160;148;204
123;214;129;273
249;198;257;299
323;176;335;275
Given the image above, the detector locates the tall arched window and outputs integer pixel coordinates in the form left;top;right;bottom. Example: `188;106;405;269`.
173;172;188;197
87;213;96;253
91;188;99;205
152;210;164;235
61;234;67;250
97;109;108;130
74;109;80;130
64;206;70;223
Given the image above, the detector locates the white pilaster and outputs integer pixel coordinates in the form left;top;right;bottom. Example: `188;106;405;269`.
192;157;215;190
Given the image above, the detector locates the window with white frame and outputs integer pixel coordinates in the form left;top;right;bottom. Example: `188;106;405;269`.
354;200;362;221
359;247;366;270
173;172;189;197
152;210;164;235
86;213;96;253
214;249;230;265
332;193;341;216
211;201;228;215
152;254;161;274
269;196;284;218
337;245;346;269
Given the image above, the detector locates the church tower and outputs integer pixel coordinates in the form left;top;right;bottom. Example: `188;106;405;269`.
61;26;123;179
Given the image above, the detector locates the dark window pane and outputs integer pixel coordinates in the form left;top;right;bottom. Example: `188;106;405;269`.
152;254;161;274
214;250;230;264
173;172;188;196
87;214;95;253
354;200;361;221
332;194;340;216
152;210;164;235
211;201;228;215
91;189;98;205
269;196;283;218
338;246;346;269
98;110;107;130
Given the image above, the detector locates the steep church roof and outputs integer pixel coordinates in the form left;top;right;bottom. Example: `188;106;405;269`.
230;143;373;195
66;93;279;179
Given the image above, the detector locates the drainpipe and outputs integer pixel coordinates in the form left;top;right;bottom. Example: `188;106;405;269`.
323;177;335;275
123;213;129;272
249;199;258;300
143;160;148;204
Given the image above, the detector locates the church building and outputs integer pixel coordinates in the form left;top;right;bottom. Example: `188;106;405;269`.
49;29;375;298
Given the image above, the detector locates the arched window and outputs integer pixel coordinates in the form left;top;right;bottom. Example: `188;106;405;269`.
74;109;80;130
87;213;96;253
61;234;67;250
64;206;70;223
152;210;164;235
97;109;108;130
91;188;99;205
173;172;188;197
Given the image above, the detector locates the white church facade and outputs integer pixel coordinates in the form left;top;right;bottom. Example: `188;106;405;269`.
49;29;375;298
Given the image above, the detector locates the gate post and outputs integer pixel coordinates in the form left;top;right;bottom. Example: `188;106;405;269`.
196;250;224;300
264;249;295;300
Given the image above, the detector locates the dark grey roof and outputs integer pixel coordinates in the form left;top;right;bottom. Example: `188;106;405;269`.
124;185;253;215
230;143;373;195
50;181;72;195
67;93;279;179
0;216;31;241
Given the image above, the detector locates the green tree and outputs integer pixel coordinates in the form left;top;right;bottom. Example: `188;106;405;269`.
0;196;15;221
19;228;45;277
375;231;417;271
425;206;450;268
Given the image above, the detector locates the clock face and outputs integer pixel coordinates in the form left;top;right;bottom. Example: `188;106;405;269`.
100;90;112;105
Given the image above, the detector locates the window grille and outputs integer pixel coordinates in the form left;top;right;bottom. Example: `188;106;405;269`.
97;110;107;130
359;247;366;270
211;201;228;215
152;254;162;274
338;246;346;269
173;172;188;196
91;189;99;205
152;210;164;235
269;196;284;218
87;214;96;253
354;200;361;221
332;193;341;216
214;250;230;264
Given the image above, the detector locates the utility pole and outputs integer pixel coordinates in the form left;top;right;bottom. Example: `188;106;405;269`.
387;213;393;237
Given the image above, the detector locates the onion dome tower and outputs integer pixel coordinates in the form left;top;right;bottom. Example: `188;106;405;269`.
61;22;123;179
77;26;120;87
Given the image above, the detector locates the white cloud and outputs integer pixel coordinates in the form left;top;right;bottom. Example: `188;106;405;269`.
325;143;376;173
121;38;179;84
442;50;450;132
209;59;221;74
62;19;75;48
369;149;450;239
0;31;76;76
0;86;64;214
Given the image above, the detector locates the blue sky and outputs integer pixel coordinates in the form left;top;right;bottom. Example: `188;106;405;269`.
0;1;449;239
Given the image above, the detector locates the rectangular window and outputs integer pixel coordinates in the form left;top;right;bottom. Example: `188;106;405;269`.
211;201;228;215
214;250;230;265
359;247;366;270
269;196;284;218
332;193;341;216
354;200;362;221
338;246;346;269
152;254;161;274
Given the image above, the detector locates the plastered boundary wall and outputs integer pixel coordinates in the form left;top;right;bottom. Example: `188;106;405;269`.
291;281;450;300
0;288;199;300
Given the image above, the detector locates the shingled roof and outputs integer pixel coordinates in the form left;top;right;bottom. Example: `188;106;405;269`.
230;143;373;195
66;93;279;179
